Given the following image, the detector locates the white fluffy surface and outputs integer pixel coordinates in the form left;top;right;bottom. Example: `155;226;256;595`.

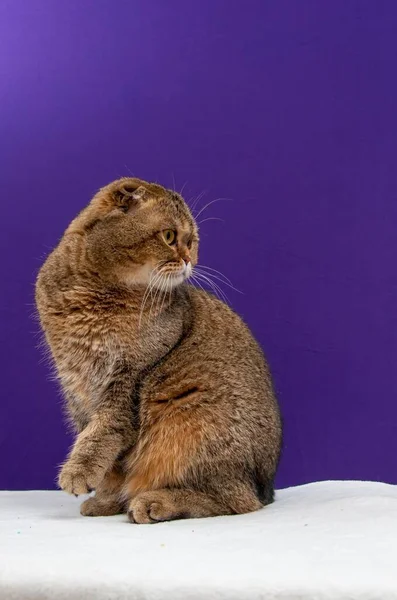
1;481;396;600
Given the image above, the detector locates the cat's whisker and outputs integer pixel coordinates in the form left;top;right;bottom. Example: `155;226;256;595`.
140;269;161;314
191;271;230;305
141;272;158;308
168;274;174;305
197;217;224;226
151;266;173;321
123;164;134;177
194;198;231;221
138;290;150;328
194;272;239;296
189;190;207;212
157;276;167;316
194;264;234;286
203;275;229;305
189;274;208;296
179;181;188;196
148;269;166;322
194;266;242;294
201;276;230;305
153;273;166;318
191;273;228;305
139;268;165;328
138;281;155;329
149;283;160;321
159;273;171;315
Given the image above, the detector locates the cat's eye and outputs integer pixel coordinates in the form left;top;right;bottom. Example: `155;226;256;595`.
163;229;177;246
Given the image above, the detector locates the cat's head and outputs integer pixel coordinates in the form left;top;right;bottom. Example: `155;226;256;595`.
70;177;198;289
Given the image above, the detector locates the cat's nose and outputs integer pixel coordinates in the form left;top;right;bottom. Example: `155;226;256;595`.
183;258;190;265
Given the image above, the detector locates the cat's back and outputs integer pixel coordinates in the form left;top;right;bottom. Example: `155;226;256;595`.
187;286;266;370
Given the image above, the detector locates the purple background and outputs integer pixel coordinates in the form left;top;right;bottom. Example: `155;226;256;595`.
1;1;397;490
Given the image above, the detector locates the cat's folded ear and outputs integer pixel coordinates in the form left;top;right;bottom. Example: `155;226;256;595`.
112;182;148;213
67;179;150;235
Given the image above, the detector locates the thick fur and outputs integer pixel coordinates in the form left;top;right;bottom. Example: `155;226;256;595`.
35;177;282;523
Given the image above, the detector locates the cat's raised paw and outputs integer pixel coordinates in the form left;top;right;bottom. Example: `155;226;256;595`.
58;461;100;496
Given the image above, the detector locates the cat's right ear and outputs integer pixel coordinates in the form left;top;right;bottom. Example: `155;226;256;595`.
112;184;147;213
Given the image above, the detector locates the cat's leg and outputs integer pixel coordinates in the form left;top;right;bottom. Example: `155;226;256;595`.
80;463;126;517
58;360;137;496
124;373;277;523
127;485;262;524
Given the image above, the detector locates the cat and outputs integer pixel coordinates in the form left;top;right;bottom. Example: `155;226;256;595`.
35;177;282;523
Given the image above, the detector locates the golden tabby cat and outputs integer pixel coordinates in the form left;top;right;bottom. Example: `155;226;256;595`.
35;178;282;523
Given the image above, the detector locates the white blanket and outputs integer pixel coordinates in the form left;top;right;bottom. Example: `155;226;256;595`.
0;481;396;599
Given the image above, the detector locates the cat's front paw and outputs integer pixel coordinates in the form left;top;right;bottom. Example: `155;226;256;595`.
58;461;103;496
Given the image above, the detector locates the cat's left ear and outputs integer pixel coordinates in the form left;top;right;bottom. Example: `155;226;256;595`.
112;183;147;213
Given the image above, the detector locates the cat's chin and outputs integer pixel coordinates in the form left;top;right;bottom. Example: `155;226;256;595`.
152;262;192;291
153;272;186;290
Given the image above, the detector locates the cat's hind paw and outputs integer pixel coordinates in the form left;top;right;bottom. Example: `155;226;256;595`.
128;491;184;524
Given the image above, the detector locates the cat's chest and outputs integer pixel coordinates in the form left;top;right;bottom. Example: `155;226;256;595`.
55;306;182;402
